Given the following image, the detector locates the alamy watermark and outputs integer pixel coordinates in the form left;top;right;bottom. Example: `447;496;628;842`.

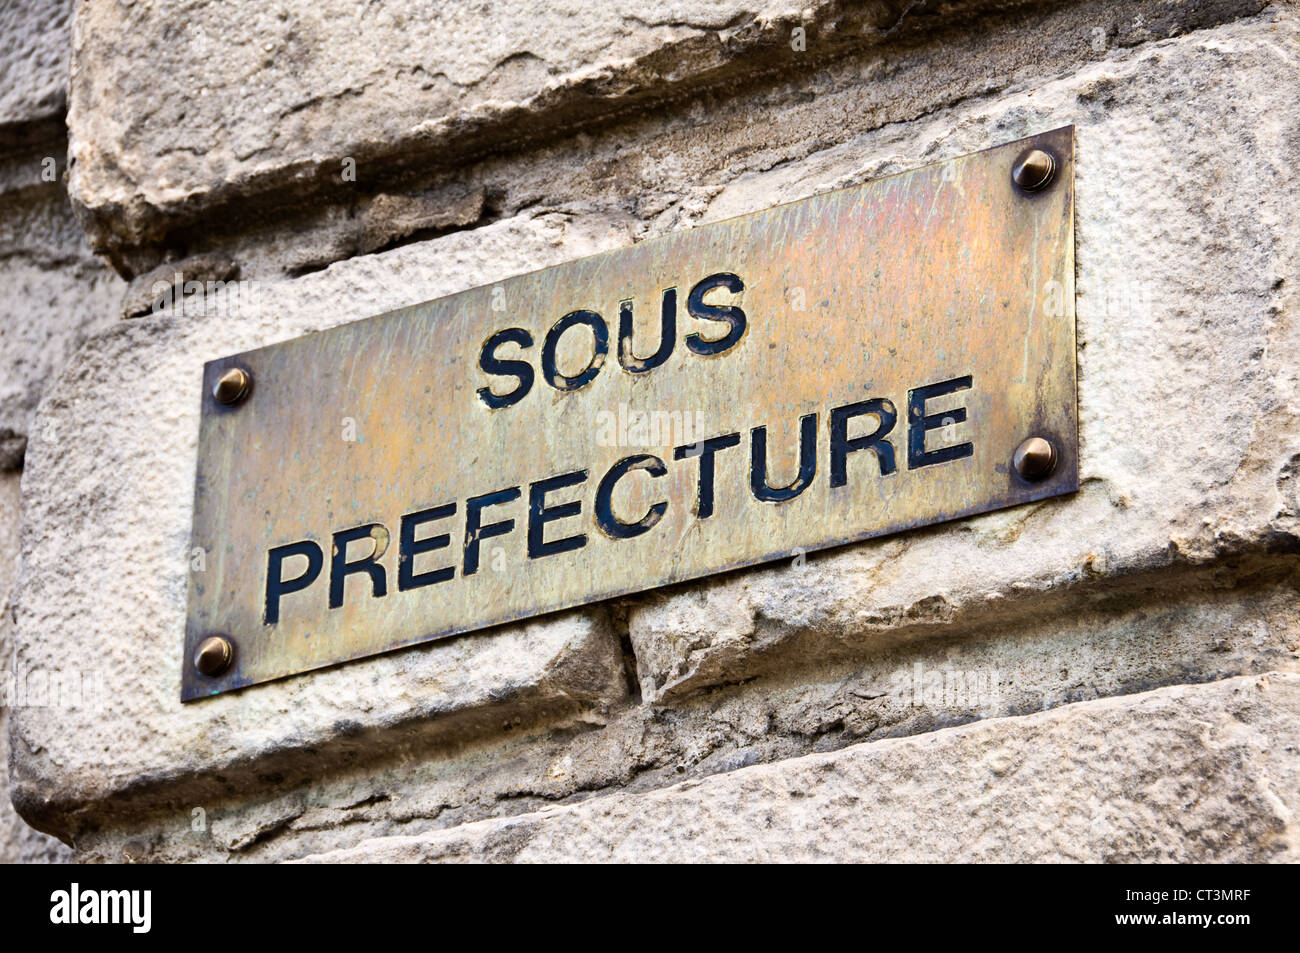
1;666;108;711
890;662;1001;711
50;884;150;933
150;272;261;318
594;403;706;449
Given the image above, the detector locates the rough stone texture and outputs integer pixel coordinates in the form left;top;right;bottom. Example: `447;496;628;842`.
59;577;1300;862
9;211;633;843
0;700;74;863
0;470;72;862
293;673;1300;862
0;472;21;607
65;0;1268;276
0;0;124;859
8;1;1299;862
0;0;71;144
0;142;124;466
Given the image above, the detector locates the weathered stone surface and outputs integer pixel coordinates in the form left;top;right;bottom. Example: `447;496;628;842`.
65;0;1268;275
0;697;74;863
293;672;1300;862
120;253;240;320
13;2;1299;860
0;0;120;854
0;144;124;465
0;473;19;606
0;0;71;142
0;470;73;862
8;211;632;840
61;578;1300;862
627;5;1300;700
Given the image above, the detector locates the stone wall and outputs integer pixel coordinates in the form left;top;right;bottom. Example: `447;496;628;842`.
1;0;122;863
2;0;1297;862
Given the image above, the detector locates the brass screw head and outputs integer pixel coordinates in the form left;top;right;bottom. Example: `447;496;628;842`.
1012;148;1056;192
194;635;234;678
213;367;251;405
1013;436;1058;481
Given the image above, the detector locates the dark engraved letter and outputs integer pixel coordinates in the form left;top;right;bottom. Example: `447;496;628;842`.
265;540;324;625
528;469;589;559
618;288;676;373
595;454;668;539
750;413;818;502
464;487;522;575
829;398;897;487
329;524;389;610
541;310;608;391
908;375;974;470
673;432;741;519
685;273;746;356
477;328;535;409
398;503;456;591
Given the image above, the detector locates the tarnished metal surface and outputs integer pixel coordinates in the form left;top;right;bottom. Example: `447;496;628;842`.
183;127;1077;700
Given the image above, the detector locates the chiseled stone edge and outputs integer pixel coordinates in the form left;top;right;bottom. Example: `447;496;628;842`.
64;0;1138;268
292;672;1300;863
62;0;902;254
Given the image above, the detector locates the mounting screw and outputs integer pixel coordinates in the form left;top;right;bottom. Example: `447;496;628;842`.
194;635;234;678
1013;436;1058;481
213;367;251;405
1012;148;1056;192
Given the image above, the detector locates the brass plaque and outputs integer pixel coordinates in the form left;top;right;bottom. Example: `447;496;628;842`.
184;127;1076;700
